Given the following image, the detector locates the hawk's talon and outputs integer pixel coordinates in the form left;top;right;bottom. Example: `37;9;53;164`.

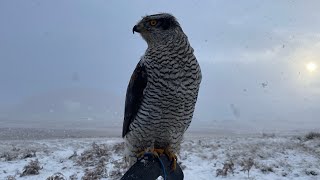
171;157;177;172
164;148;177;171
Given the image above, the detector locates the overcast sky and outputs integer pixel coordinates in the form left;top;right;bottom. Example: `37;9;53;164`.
0;1;319;132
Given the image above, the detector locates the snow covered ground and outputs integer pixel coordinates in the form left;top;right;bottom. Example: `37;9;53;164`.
0;131;319;180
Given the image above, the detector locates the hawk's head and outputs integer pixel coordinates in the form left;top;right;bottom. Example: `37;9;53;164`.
133;13;183;46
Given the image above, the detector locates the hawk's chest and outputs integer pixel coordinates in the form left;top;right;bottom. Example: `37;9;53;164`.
143;56;185;89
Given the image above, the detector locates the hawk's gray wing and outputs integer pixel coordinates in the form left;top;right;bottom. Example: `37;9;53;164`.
122;61;147;138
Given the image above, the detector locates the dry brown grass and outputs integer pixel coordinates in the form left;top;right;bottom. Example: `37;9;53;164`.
305;132;320;140
216;160;234;177
22;149;36;159
20;159;41;177
46;172;67;180
77;142;110;167
69;173;78;180
305;169;318;176
0;152;18;161
82;159;107;180
255;163;274;174
0;146;36;162
240;158;254;178
5;175;16;180
75;142;126;179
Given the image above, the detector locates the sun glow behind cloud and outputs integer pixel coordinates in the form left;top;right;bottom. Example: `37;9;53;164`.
306;62;317;72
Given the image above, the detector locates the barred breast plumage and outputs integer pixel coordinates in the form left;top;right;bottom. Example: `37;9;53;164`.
123;13;201;166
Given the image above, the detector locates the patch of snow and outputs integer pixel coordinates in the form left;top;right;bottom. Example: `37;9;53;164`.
0;135;319;179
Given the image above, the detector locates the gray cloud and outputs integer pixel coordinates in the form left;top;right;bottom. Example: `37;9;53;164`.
0;0;319;132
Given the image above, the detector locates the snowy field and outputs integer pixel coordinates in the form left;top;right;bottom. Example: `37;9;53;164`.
0;129;320;180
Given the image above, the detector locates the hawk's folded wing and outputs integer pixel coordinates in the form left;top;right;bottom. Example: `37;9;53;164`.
122;61;147;138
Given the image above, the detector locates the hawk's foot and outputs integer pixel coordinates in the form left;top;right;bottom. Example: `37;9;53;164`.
136;147;177;171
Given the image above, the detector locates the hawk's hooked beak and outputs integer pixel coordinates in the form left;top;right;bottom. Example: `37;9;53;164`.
132;25;140;34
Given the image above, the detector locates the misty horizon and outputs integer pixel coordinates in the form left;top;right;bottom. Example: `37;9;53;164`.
1;1;320;134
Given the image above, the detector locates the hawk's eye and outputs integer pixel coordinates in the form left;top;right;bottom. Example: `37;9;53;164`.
149;20;157;26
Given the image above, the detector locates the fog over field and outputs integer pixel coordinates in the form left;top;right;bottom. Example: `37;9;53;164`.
1;1;320;136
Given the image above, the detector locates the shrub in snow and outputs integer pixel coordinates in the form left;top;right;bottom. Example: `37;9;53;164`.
46;172;67;180
305;169;318;176
74;142;126;180
261;133;276;138
305;132;320;140
82;160;107;180
240;158;254;178
0;147;36;161
22;149;36;159
216;160;234;177
255;163;274;174
5;175;16;180
69;173;78;180
111;142;124;153
68;151;77;160
0;152;18;161
20;159;41;177
77;142;110;167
